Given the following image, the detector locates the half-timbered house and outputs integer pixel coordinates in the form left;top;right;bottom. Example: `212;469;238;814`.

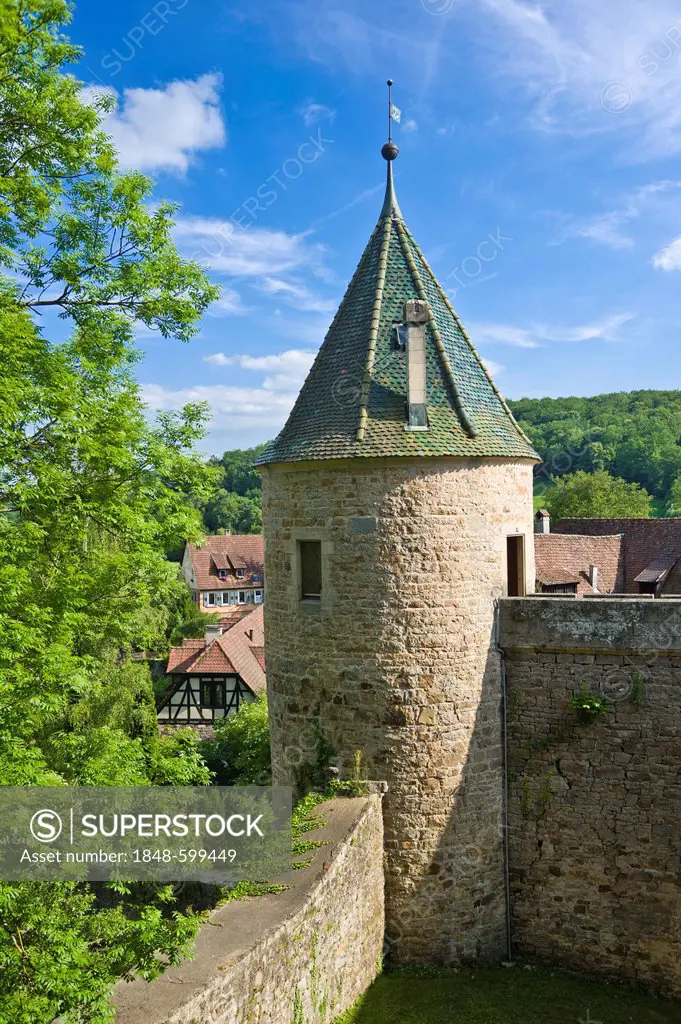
157;604;265;728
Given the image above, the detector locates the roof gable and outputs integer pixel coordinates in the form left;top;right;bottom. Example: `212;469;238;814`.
165;605;265;695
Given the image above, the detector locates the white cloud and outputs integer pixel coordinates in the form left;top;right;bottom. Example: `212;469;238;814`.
143;348;317;448
652;237;681;270
174;217;327;278
566;212;637;251
470;0;681;157
555;181;681;249
470;324;540;348
482;358;505;377
255;277;337;314
202;348;316;386
299;102;336;126
175;219;335;323
471;313;633;348
402;118;419;133
208;287;248;316
203;353;233;367
142;381;295;435
86;74;225;173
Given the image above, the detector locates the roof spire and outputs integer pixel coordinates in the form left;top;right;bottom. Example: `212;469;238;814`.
380;79;401;220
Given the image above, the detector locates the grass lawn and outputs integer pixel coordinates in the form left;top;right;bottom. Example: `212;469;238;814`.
335;966;681;1024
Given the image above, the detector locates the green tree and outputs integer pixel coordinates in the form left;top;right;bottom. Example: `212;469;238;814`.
201;694;271;786
210;444;267;496
546;470;652;520
203;489;262;533
0;1;221;1019
200;444;266;534
510;390;681;506
666;476;681;516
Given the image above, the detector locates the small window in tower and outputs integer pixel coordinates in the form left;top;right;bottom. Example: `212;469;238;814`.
299;540;322;601
506;535;526;597
393;323;408;352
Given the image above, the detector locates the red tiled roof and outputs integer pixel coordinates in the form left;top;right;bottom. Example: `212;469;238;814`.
250;645;266;671
534;533;624;595
218;605;266;694
215;606;253;626
186;535;264;591
166;638;237;674
165;605;265;695
553;519;681;593
634;555;679;584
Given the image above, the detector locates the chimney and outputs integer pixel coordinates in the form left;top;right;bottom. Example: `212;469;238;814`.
535;508;550;534
403;298;429;430
589;565;599;591
204;623;224;643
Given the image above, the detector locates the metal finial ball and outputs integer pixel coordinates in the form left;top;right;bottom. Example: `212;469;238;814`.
387;79;393;86
381;140;399;161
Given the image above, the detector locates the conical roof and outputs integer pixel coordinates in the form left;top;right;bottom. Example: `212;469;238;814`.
257;157;538;466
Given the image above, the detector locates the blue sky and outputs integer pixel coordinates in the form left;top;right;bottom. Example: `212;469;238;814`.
71;0;681;454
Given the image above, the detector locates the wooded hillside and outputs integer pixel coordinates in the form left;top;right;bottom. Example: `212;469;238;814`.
508;391;681;504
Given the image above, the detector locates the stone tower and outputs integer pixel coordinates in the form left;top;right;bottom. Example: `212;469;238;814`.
257;128;539;963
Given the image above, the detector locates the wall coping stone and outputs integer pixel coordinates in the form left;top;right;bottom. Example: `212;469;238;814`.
112;794;384;1024
499;596;681;653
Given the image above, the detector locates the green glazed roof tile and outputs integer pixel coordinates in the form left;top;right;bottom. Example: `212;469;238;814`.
257;161;539;466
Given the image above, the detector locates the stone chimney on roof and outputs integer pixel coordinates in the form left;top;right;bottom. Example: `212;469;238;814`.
589;565;599;591
404;298;429;431
535;508;550;534
204;623;224;643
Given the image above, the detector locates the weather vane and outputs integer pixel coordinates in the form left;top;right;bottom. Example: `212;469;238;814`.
383;79;401;161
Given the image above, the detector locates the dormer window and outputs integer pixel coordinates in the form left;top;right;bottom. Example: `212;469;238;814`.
235;568;245;578
393;323;408;351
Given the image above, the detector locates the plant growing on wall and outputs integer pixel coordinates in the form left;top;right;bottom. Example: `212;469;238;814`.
570;684;615;723
330;750;369;798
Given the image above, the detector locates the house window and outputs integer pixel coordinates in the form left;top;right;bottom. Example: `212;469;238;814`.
238;591;246;604
254;590;263;604
540;582;577;595
299;540;322;601
205;592;216;607
236;568;245;578
201;679;225;708
506;535;526;597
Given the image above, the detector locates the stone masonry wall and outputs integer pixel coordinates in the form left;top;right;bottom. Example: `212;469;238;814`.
500;597;681;997
113;795;384;1024
261;456;535;964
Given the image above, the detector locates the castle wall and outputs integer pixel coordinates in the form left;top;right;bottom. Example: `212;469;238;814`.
500;597;681;997
113;796;384;1024
261;456;535;964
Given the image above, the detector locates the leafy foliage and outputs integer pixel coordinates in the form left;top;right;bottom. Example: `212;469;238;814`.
203;488;262;534
543;470;652;520
201;693;272;786
201;445;265;534
569;684;615;722
165;587;221;647
509;391;681;507
0;1;221;1019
